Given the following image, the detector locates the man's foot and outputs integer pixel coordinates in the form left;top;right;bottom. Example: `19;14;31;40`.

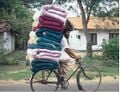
61;77;69;89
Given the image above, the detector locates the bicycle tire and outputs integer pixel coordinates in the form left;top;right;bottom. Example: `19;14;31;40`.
30;69;59;92
76;65;101;92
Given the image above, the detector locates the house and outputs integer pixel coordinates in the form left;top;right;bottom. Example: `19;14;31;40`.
68;17;119;51
0;21;15;53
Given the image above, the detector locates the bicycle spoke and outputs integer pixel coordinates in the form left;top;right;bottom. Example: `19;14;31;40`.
30;70;59;91
76;65;101;91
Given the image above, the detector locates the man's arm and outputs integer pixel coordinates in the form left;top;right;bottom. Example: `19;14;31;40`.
64;48;80;59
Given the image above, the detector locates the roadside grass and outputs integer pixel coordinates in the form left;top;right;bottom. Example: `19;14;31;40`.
100;65;119;77
0;62;32;80
0;50;119;81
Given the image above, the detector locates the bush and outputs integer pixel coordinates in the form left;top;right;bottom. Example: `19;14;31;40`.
0;49;19;65
101;38;119;64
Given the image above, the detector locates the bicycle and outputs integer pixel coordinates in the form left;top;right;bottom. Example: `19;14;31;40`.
30;58;102;92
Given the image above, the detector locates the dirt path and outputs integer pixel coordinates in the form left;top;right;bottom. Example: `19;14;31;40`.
0;75;118;84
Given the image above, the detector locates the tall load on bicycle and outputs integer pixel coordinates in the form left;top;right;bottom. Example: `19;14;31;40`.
26;5;67;72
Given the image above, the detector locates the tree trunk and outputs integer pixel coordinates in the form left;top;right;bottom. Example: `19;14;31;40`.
83;24;92;58
77;0;92;58
24;31;29;50
86;33;92;58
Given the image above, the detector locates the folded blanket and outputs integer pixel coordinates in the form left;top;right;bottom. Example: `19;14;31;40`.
28;31;38;44
48;9;66;17
37;42;62;50
27;43;61;51
34;55;59;62
27;49;61;56
31;59;59;72
36;29;63;42
27;49;61;62
41;35;61;43
41;5;67;24
32;22;39;31
26;54;34;63
43;31;63;41
36;28;63;37
29;31;37;38
39;16;63;26
38;16;64;31
37;37;61;48
37;23;64;31
28;37;38;44
36;33;62;42
33;27;39;32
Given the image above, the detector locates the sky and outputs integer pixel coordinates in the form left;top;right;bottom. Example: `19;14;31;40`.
32;0;118;17
32;0;80;17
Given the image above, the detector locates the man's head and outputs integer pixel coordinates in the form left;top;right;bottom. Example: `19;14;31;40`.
63;19;73;38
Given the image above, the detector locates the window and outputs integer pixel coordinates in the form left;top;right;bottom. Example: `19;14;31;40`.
109;33;119;40
91;33;97;45
76;35;80;39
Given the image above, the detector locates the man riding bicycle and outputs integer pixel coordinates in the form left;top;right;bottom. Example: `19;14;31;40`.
60;19;81;85
31;11;81;86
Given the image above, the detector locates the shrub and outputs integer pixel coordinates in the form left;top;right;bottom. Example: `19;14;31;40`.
101;38;119;64
0;49;19;65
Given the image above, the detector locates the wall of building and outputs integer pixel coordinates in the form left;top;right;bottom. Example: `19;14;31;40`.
3;32;15;52
69;30;86;50
91;30;109;50
69;30;109;51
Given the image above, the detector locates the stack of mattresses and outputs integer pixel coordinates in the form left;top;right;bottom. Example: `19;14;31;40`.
26;5;67;72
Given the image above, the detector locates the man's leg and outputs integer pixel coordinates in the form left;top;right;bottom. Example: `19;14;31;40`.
59;60;69;89
59;60;68;79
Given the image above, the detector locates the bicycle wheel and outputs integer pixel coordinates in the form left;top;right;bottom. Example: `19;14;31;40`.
76;65;101;92
30;69;59;91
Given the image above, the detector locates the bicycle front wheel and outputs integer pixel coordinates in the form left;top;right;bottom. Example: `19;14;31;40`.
30;69;59;91
76;65;101;92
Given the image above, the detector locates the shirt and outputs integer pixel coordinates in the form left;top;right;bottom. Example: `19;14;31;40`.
60;36;70;61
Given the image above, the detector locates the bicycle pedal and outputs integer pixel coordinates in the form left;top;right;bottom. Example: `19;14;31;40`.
61;81;69;89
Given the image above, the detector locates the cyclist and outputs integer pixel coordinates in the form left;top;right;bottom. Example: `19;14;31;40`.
60;19;81;86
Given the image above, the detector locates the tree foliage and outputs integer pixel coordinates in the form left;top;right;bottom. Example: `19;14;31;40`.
20;0;52;8
0;0;33;49
102;38;119;64
55;0;118;58
56;0;118;18
92;0;119;17
0;0;118;51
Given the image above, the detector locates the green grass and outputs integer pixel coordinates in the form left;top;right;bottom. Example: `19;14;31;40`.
0;63;32;80
0;50;119;81
0;63;118;80
99;65;119;76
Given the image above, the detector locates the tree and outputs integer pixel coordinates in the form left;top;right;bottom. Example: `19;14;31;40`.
0;0;33;49
76;0;103;58
92;0;119;17
76;0;118;58
20;0;52;8
55;0;118;58
22;0;118;56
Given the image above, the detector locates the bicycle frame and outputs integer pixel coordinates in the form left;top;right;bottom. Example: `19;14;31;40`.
63;61;83;82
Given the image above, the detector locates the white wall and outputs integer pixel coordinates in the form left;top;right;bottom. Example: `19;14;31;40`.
91;30;109;50
3;32;15;52
69;30;86;50
69;30;109;51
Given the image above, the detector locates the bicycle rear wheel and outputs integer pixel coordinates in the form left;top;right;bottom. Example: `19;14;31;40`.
76;65;101;92
30;69;59;91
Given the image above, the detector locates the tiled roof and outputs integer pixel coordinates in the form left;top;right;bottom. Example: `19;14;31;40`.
68;17;119;30
0;21;11;32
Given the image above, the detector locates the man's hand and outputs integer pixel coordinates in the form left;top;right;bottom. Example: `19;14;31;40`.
75;57;81;62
